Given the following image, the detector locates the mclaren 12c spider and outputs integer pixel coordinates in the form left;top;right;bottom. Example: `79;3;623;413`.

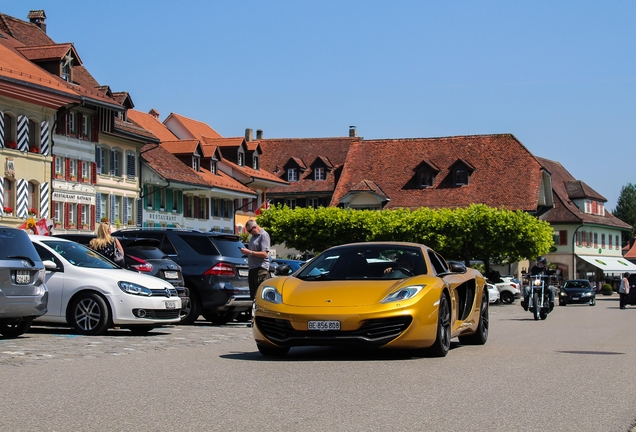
252;242;489;357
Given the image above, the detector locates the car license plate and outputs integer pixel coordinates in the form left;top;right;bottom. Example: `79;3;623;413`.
238;269;248;277
572;297;579;301
164;271;179;279
308;320;340;331
165;301;176;309
16;270;30;284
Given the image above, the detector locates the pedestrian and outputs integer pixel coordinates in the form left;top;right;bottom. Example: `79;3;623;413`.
239;219;271;300
89;221;125;266
619;272;630;309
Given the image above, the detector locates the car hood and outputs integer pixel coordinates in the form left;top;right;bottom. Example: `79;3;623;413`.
69;267;174;289
278;277;414;307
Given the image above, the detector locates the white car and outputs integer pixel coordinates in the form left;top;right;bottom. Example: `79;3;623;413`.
30;236;182;335
493;276;521;304
487;282;500;304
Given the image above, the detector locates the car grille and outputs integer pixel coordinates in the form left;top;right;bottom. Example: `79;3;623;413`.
150;288;179;297
136;309;181;320
255;316;413;347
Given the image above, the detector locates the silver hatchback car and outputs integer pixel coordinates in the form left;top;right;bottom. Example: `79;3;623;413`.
0;226;48;337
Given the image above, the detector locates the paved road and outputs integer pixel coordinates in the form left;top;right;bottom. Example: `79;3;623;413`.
1;293;635;431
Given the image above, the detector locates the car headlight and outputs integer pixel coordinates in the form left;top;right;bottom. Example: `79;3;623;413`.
118;281;153;296
382;285;424;303
261;286;282;304
560;291;567;296
582;292;592;297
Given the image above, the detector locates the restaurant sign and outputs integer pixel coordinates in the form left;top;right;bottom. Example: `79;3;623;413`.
51;191;95;205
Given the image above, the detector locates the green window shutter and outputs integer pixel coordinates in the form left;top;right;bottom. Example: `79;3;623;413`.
166;189;173;212
154;189;161;210
178;190;183;213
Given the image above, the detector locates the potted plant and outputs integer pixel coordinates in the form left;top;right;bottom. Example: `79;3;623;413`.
114;218;122;229
5;140;17;150
54;220;62;228
3;206;13;214
81;223;89;230
68;222;76;229
28;208;38;217
127;219;134;226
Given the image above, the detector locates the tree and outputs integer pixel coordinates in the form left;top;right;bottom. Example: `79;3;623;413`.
613;183;636;242
257;204;554;273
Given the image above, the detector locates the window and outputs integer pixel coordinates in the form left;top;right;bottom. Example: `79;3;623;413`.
224;199;231;218
210;160;217;175
193;156;200;172
126;151;136;179
126;199;133;223
61;58;71;82
114;196;122;222
253;156;259;170
314;167;325;181
55;156;63;177
99;193;107;219
81;204;89;226
553;230;567;246
160;189;166;210
27;181;38;215
593;233;598;248
238;151;244;167
82;114;90;138
286;198;296;210
454;168;468;186
68;112;76;135
185;196;193;218
582;231;587;247
3;113;15;144
601;233;606;248
69;204;76;226
81;161;88;180
28;119;40;151
69;159;77;178
96;147;108;175
198;197;207;219
3;178;14;214
309;198;319;209
146;185;154;209
213;198;220;217
288;168;298;182
54;202;62;223
418;170;435;188
172;190;179;211
112;150;122;177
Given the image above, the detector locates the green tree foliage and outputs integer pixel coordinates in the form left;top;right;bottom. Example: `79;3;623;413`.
613;183;636;241
258;203;554;272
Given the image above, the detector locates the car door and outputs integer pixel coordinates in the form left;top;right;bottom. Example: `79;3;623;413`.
32;243;65;317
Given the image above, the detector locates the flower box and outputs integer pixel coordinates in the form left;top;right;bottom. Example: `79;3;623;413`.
28;147;40;154
5;141;17;150
3;206;13;214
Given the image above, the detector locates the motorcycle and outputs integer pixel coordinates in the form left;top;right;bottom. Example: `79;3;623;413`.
527;274;552;320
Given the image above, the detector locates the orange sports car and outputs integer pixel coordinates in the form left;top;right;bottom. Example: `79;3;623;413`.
252;242;489;357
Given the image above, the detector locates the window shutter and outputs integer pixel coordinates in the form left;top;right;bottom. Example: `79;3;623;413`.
143;185;149;209
64;202;70;229
50;200;55;220
65;158;71;181
39;182;49;219
220;199;225;218
78;162;83;183
123;197;128;223
77;205;82;227
136;198;142;226
95;145;101;171
234;199;239;213
154;189;161;210
126;152;136;179
40;120;50;155
166;189;173;212
16;179;27;218
559;231;567;246
110;149;115;175
90;204;96;231
178;190;183;213
77;114;83;140
110;194;115;223
91;116;99;142
91;162;97;184
56;112;66;135
0;109;4;148
17;115;28;152
51;154;56;176
95;193;101;221
205;198;210;219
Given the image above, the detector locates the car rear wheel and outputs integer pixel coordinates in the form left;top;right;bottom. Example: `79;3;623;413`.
69;293;110;335
459;290;488;345
0;317;33;338
590;298;596;306
427;294;451;357
500;291;514;304
257;343;289;357
179;290;202;325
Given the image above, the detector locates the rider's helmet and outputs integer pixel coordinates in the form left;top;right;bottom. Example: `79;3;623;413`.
536;256;547;268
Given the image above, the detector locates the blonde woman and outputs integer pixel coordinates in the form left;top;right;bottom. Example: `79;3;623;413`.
89;222;125;266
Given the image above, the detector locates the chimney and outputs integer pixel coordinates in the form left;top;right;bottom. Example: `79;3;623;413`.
256;129;263;140
245;128;253;142
349;126;357;137
27;10;47;33
149;108;160;120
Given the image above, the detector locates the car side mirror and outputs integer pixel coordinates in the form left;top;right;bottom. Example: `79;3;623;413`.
274;264;291;276
448;261;467;274
43;260;60;272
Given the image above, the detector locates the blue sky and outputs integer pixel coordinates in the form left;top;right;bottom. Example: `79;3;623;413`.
2;1;635;209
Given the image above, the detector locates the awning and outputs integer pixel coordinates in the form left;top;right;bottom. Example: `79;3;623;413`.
576;255;636;273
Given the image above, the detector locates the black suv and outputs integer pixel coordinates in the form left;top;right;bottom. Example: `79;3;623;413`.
112;228;251;325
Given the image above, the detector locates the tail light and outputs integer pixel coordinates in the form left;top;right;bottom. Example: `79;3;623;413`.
203;262;235;276
128;255;153;273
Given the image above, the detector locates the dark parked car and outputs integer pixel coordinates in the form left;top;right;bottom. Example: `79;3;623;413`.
559;279;596;306
270;258;306;276
0;226;48;337
54;233;190;321
112;228;251;325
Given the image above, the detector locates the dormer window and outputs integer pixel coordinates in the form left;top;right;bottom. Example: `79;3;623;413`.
61;53;72;82
453;168;468;186
288;168;298;182
253;155;259;170
417;170;435;188
210;160;217;175
193;156;201;172
238;151;245;167
314;167;325;181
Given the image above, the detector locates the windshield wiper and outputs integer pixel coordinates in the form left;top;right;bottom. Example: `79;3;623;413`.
7;255;35;266
299;273;331;281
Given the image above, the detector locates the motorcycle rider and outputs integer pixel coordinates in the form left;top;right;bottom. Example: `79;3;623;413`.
521;256;556;311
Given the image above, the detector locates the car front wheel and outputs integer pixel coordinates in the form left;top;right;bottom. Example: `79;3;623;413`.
459;291;488;345
427;293;451;357
69;293;110;335
179;290;202;325
0;317;33;338
500;291;514;304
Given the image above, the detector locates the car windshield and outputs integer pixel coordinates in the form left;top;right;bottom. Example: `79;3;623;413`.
296;245;426;281
41;240;118;269
1;228;41;263
564;281;591;288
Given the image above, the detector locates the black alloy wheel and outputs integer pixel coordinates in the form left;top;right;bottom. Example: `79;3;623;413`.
459;290;489;345
0;317;33;338
427;293;451;357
